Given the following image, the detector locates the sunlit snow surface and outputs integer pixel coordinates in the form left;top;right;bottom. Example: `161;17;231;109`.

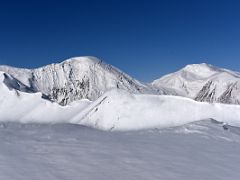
1;120;240;180
1;67;240;179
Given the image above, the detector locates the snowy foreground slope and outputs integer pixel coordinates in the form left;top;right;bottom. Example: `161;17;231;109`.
71;90;240;130
153;63;240;104
1;121;240;180
1;71;240;130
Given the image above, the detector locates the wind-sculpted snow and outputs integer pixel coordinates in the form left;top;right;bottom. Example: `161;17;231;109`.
1;71;240;131
1;120;240;180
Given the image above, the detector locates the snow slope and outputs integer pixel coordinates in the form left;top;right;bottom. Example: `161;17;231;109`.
1;120;240;180
152;63;240;104
0;56;160;105
71;89;240;130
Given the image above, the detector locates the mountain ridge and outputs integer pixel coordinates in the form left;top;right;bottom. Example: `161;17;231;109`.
1;57;240;105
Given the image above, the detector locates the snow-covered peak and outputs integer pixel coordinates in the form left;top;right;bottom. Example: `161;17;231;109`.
181;63;221;78
152;63;240;104
62;56;101;64
0;56;160;105
152;63;219;87
181;63;240;79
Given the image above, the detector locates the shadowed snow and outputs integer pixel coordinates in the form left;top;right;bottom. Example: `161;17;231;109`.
0;120;240;180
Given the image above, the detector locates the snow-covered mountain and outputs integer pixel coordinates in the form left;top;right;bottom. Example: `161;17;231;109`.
2;70;240;131
152;63;240;105
1;58;240;106
0;56;161;105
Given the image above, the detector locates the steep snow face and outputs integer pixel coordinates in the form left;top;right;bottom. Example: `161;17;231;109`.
0;57;158;105
152;63;240;105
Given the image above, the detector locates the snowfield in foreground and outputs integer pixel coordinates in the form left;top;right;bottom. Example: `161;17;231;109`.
1;120;240;180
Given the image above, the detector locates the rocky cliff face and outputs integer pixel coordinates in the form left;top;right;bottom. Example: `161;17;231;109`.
194;80;240;104
0;56;160;105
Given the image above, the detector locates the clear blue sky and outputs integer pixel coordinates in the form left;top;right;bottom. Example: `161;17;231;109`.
0;0;240;82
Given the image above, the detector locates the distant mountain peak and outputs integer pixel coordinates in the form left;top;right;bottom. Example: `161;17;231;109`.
180;63;221;78
152;63;240;105
183;63;214;71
